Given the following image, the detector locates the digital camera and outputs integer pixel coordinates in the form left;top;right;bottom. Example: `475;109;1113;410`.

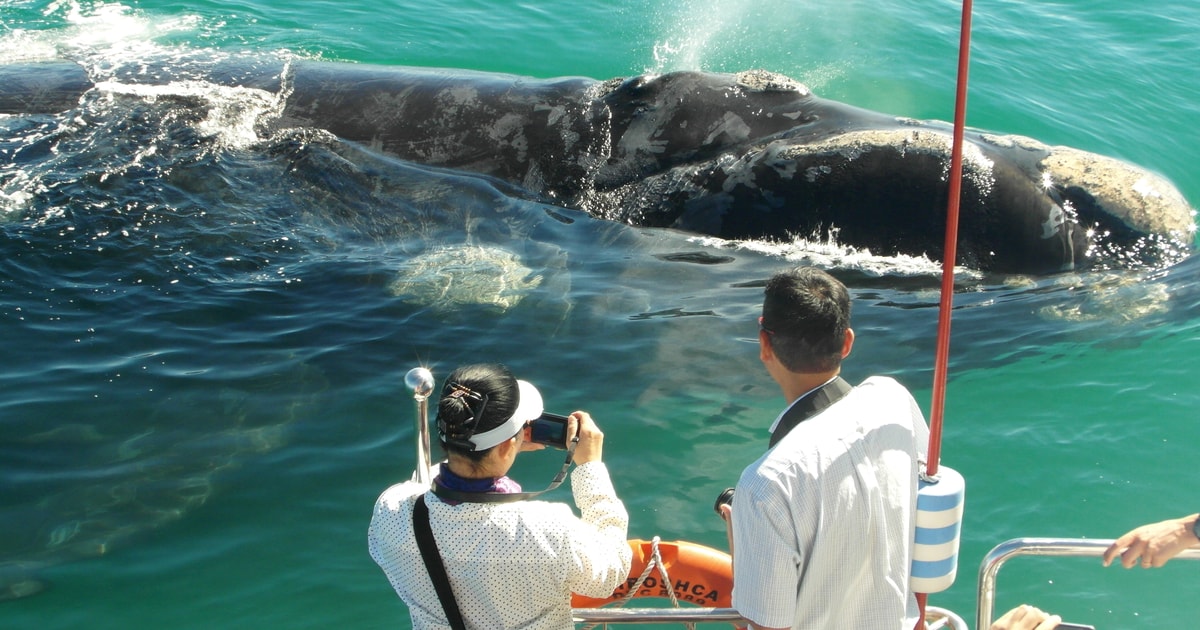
528;412;570;449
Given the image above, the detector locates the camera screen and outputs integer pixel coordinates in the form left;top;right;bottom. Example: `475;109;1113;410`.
530;413;568;448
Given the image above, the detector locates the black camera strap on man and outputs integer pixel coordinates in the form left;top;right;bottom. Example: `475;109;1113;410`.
716;376;854;515
768;376;853;448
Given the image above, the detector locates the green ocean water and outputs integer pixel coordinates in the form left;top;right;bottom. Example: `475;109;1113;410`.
1;1;1198;629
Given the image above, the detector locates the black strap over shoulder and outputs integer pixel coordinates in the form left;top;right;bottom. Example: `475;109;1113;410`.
413;494;467;630
769;376;853;448
429;441;578;504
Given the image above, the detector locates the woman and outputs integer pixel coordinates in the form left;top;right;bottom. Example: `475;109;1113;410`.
368;363;631;629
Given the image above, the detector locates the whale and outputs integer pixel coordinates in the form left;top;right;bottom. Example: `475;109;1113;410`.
2;59;1194;274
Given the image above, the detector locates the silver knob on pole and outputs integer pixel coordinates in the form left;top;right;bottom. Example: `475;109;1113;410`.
405;367;435;484
405;367;435;399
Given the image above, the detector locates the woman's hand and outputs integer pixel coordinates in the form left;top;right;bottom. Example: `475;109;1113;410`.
568;411;603;465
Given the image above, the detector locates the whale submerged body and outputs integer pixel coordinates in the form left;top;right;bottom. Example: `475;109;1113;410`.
2;59;1195;274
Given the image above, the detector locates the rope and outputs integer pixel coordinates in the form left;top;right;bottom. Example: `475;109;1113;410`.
581;536;696;630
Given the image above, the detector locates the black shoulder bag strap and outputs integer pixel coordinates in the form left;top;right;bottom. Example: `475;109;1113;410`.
412;494;468;630
769;376;853;448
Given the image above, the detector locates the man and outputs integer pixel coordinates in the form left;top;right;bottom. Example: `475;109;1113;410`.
720;267;930;630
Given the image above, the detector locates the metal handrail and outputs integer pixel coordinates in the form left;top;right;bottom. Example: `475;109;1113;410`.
977;537;1200;629
571;605;967;628
572;607;745;625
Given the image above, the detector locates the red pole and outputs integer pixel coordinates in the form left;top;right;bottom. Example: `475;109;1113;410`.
918;1;973;628
928;0;973;491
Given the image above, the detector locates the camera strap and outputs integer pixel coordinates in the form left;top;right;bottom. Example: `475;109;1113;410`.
413;494;467;630
769;376;853;448
430;441;577;504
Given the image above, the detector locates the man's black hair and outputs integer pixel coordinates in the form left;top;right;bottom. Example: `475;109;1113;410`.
761;267;850;373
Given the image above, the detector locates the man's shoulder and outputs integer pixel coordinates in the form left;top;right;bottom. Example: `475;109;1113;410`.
842;375;919;407
853;374;908;392
740;431;825;490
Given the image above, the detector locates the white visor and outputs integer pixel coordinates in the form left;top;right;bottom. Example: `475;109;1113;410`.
467;380;544;451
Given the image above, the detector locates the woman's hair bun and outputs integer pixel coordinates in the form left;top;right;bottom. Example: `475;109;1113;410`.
434;363;518;454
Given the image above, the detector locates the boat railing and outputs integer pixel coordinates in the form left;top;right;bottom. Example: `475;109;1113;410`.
977;537;1200;630
571;604;967;628
572;607;744;627
572;535;1200;629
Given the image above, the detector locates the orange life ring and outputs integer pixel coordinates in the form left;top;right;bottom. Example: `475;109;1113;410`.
571;538;733;608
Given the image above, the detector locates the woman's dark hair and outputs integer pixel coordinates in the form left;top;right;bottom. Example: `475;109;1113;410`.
435;363;519;461
761;267;850;373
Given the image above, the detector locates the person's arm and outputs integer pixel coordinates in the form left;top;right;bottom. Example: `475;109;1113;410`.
990;604;1061;630
720;501;790;630
728;478;805;630
717;502;788;630
1102;513;1200;569
563;412;632;597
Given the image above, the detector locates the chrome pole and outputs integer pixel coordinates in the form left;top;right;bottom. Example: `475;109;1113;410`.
405;367;435;484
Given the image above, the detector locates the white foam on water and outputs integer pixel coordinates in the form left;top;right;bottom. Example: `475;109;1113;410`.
91;78;287;149
688;232;971;280
0;1;201;64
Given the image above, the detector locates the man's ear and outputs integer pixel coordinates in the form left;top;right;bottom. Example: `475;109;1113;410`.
759;329;774;363
841;327;855;358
